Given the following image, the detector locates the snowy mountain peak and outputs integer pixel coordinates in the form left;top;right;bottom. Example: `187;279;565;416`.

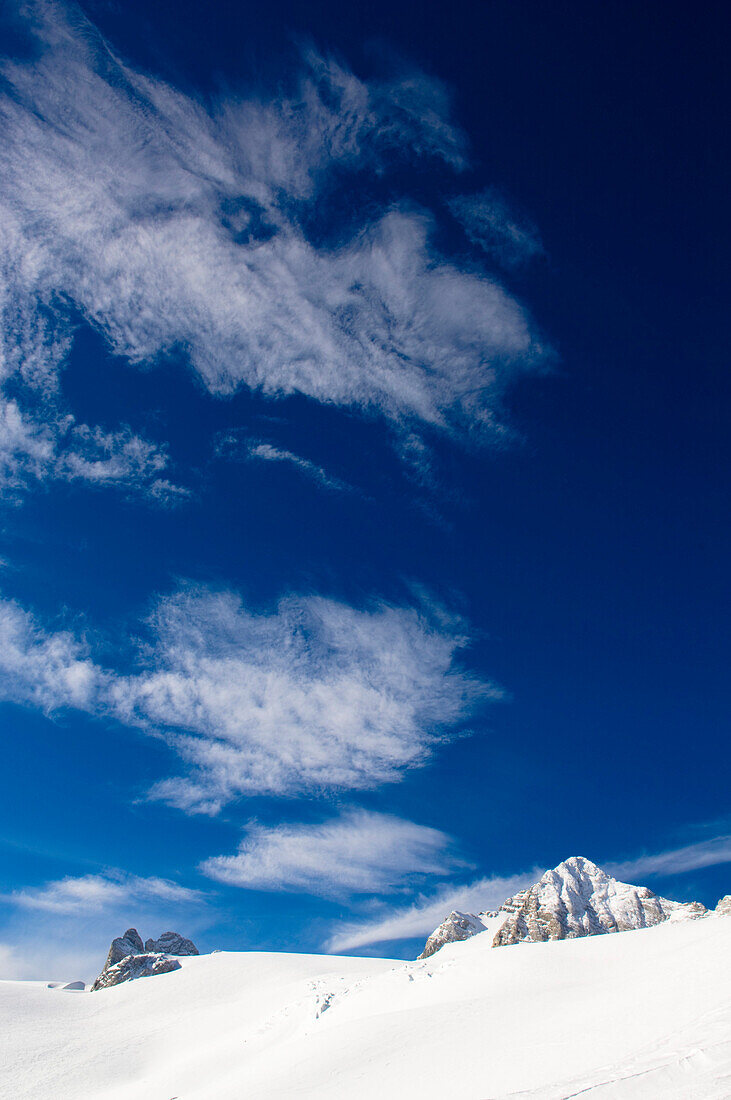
418;856;710;958
554;855;602;877
494;857;707;946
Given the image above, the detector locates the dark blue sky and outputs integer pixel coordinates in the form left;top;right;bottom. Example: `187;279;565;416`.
0;0;728;977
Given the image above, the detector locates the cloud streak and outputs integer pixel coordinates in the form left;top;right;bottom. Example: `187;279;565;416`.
606;835;731;883
246;442;347;492
218;435;349;493
450;189;543;269
201;809;461;897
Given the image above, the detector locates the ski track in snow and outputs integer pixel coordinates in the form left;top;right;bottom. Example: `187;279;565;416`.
1;915;730;1099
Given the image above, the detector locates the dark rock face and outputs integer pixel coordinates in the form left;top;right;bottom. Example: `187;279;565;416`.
91;953;181;991
103;928;145;972
144;931;199;956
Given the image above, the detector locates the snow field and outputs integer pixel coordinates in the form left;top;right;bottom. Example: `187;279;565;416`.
1;914;729;1099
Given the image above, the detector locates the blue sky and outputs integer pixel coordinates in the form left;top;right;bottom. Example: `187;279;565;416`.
0;0;728;979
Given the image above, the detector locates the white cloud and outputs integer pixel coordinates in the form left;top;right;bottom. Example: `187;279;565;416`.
111;586;496;813
0;0;546;498
0;395;185;502
0;398;56;489
201;809;461;897
450;189;543;268
0;584;497;814
0;596;102;712
242;441;348;492
326;867;542;952
606;835;731;883
6;871;202;914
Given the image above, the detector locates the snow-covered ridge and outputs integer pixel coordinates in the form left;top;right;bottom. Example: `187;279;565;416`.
419;855;715;957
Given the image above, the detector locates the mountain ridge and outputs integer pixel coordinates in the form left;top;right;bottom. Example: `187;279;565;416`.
419;855;716;958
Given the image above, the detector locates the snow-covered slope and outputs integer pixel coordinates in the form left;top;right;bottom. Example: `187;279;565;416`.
2;913;730;1099
419;856;709;956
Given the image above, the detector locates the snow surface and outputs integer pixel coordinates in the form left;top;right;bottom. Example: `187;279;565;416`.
2;915;730;1099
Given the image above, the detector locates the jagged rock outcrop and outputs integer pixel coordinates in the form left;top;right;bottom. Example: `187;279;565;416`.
144;931;198;956
716;895;731;916
93;928;199;992
417;856;712;959
418;910;496;959
493;857;708;947
102;928;145;972
91;953;181;991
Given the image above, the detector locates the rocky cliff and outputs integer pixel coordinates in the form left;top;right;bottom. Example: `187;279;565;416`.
418;910;496;959
102;928;145;972
92;928;199;991
144;932;198;956
91;953;181;991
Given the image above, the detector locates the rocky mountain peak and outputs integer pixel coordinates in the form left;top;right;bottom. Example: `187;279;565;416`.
417;856;711;959
144;932;198;956
417;910;496;960
93;928;199;991
103;928;145;973
493;858;708;947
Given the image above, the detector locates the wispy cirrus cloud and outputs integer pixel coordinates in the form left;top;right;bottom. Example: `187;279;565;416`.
450;188;543;269
325;867;542;952
0;398;187;502
217;435;350;493
606;835;731;883
6;870;202;914
201;809;462;898
0;595;101;712
0;584;498;815
112;587;496;814
0;0;546;504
